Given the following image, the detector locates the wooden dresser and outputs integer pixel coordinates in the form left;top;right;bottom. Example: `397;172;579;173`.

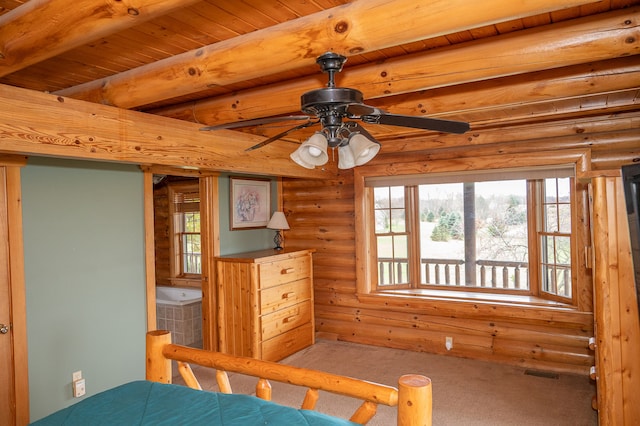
215;248;315;361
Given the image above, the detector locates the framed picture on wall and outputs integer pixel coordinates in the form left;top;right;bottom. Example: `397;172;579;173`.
230;177;271;230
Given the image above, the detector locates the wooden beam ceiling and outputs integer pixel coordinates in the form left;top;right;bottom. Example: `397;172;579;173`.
151;9;640;128
0;0;201;77
52;0;603;108
0;0;637;172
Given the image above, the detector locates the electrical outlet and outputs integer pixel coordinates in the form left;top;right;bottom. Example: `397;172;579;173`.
445;336;453;351
72;378;86;398
72;371;82;382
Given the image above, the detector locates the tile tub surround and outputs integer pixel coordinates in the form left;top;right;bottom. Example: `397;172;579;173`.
157;301;203;348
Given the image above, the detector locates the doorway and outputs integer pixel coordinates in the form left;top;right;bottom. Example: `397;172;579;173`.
143;168;219;351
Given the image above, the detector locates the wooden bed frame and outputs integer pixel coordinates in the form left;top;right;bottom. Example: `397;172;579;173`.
146;330;432;425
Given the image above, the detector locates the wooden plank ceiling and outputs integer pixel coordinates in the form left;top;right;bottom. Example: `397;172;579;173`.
0;0;639;162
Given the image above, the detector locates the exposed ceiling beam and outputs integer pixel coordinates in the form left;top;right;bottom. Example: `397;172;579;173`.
375;111;640;153
373;128;640;168
0;0;200;77
0;84;333;178
373;57;640;120
53;0;602;108
153;8;640;126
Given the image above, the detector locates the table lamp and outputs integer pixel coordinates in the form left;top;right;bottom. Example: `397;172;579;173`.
267;211;290;250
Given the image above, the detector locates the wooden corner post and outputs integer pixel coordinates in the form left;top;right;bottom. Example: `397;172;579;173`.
146;330;172;383
397;374;432;426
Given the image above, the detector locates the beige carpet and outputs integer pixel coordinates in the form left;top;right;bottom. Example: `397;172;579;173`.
174;339;597;425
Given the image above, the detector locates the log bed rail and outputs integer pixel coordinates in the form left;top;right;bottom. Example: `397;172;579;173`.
146;330;432;425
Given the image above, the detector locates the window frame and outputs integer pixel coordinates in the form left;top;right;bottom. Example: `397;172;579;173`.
354;150;590;308
168;182;202;279
178;210;202;275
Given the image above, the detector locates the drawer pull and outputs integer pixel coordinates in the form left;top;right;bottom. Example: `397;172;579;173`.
281;291;295;299
281;267;295;274
282;315;297;324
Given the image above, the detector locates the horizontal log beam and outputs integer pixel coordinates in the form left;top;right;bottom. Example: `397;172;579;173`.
375;112;640;154
153;8;640;127
315;304;591;347
373;130;640;169
327;292;594;329
0;0;200;77
315;317;593;371
54;0;602;108
0;84;333;178
372;57;640;121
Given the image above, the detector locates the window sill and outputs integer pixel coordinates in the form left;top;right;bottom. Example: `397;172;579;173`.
169;276;202;288
367;288;578;311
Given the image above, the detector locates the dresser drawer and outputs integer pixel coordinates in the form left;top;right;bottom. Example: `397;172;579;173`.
259;255;311;289
261;322;314;362
260;278;311;313
261;300;312;341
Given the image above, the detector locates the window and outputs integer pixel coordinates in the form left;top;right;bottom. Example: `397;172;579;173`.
374;186;410;286
365;168;577;304
169;184;201;276
540;178;572;299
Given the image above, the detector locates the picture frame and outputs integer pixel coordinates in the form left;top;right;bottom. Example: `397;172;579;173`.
230;177;271;230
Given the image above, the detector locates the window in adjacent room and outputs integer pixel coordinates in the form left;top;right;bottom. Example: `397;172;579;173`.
366;168;576;304
169;183;201;276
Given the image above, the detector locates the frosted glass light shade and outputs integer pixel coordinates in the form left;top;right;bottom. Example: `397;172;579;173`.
290;132;329;167
348;133;380;166
338;144;356;169
290;149;315;169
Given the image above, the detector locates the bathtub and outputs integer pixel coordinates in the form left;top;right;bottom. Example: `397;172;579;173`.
156;286;202;306
156;286;203;348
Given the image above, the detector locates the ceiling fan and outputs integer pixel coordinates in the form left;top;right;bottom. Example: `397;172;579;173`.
201;52;470;168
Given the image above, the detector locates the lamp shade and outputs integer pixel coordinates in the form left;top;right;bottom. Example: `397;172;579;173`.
267;211;290;230
290;132;329;168
348;132;380;166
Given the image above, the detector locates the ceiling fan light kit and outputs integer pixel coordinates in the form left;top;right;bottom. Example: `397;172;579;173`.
202;52;470;169
291;130;380;170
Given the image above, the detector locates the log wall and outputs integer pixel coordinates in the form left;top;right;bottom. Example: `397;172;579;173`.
282;124;639;376
153;184;171;287
283;172;593;374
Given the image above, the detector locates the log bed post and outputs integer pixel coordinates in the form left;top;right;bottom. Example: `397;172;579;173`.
398;374;432;426
146;330;172;383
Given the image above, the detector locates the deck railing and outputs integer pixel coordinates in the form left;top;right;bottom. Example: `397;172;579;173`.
378;257;529;289
183;253;202;274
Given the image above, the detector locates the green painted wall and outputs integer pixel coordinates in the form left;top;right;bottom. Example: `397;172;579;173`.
22;158;147;421
20;160;280;421
218;174;280;254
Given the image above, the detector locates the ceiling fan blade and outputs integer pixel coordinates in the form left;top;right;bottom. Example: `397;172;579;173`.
200;115;310;131
363;113;470;134
346;103;383;117
245;121;319;151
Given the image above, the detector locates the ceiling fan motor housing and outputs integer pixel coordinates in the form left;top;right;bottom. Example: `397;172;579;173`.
301;87;364;147
300;87;363;115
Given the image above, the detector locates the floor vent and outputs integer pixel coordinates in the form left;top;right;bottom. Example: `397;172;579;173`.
524;369;560;379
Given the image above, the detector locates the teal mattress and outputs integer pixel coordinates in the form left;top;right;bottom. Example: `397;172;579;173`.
31;380;357;425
